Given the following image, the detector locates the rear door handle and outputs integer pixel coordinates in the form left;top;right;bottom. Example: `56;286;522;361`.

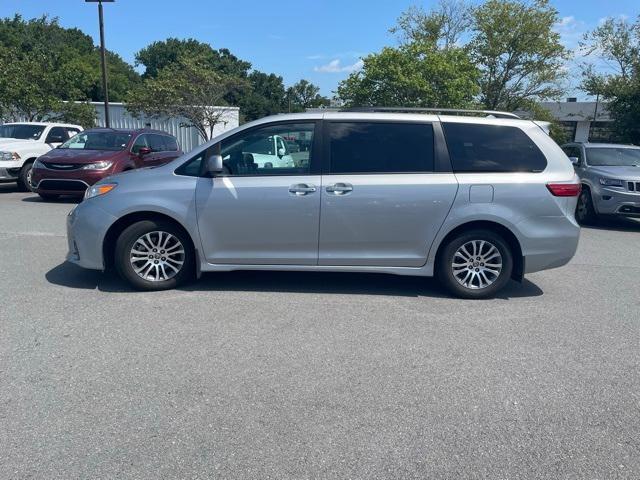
289;183;317;196
326;183;353;195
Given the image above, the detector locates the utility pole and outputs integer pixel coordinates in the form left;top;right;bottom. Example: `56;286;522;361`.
86;0;114;127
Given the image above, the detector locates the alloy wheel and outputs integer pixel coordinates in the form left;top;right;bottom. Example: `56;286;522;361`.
451;240;503;290
129;231;185;282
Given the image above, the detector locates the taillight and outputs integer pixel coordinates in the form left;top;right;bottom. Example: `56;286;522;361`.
546;183;581;197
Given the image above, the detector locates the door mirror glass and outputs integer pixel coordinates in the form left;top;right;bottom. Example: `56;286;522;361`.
138;146;152;157
203;154;223;177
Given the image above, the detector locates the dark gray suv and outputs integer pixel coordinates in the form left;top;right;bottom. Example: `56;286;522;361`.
561;143;640;223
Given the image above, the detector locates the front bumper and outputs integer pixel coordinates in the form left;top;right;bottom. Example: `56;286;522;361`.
0;160;23;181
593;186;640;217
32;167;113;196
66;201;118;270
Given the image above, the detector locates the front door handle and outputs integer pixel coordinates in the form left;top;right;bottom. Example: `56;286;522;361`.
289;183;317;196
326;183;353;195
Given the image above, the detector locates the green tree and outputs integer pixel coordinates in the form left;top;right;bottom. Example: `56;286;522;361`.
581;16;640;143
287;80;330;111
239;71;287;121
126;55;244;141
391;0;472;50
0;14;139;104
337;43;480;108
470;0;569;110
136;38;252;80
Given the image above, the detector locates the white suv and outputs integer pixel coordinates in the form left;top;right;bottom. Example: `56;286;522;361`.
0;122;83;190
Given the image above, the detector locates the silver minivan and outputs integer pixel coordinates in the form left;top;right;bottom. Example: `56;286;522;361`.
66;109;581;298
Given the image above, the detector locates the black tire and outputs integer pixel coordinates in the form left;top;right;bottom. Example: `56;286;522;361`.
17;160;35;192
38;193;60;201
114;220;195;291
575;186;597;225
436;229;514;299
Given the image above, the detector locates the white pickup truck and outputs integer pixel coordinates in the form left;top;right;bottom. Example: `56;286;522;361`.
0;122;83;190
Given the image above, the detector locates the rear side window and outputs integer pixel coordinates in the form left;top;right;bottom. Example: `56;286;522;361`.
443;123;547;173
328;122;435;174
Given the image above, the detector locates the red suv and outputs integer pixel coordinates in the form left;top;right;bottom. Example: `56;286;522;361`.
31;128;183;200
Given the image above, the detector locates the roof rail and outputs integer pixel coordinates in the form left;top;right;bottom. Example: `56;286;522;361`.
340;106;521;119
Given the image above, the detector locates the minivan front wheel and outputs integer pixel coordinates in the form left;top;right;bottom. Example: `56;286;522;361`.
437;230;513;299
114;220;194;291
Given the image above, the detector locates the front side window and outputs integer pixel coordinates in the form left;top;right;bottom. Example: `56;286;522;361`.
0;124;45;140
60;131;132;151
562;146;582;162
220;122;315;176
328;122;435;174
45;127;68;143
443;123;547;173
148;134;165;152
586;148;640;167
131;134;149;154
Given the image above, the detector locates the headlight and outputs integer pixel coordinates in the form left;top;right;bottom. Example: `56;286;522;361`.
84;182;117;200
0;151;20;161
599;177;624;187
81;161;113;170
33;158;45;169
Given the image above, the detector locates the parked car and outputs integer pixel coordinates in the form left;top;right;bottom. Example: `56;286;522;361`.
561;142;640;224
0;122;83;191
31;128;182;200
66;109;580;299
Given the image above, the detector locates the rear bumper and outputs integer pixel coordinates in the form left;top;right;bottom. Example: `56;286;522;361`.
518;215;581;274
66;201;117;270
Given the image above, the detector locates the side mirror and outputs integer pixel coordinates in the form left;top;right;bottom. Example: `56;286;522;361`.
138;146;152;157
568;156;580;166
203;154;224;177
277;147;286;158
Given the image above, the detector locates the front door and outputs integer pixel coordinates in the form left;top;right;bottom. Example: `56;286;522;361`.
318;121;458;267
196;121;321;265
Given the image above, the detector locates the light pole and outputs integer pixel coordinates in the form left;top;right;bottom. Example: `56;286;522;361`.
86;0;114;127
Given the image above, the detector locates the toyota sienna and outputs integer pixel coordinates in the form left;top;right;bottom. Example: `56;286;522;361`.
66;109;581;298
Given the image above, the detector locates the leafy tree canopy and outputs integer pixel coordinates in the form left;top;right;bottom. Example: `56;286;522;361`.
0;14;140;125
581;16;640;143
126;54;246;141
337;43;480;108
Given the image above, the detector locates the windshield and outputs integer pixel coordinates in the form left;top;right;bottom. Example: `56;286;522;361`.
0;124;46;140
60;131;132;151
587;148;640;167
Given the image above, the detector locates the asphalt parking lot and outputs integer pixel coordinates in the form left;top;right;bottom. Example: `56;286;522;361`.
1;182;639;479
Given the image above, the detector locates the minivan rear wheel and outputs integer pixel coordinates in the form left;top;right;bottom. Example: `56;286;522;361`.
437;230;513;299
114;220;194;291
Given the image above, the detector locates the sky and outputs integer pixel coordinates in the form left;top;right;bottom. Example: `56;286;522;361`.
1;0;638;98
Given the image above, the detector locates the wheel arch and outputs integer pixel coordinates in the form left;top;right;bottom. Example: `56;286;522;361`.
434;220;524;282
102;211;198;272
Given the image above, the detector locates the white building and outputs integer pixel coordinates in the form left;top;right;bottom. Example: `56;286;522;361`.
93;102;239;152
537;99;613;143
